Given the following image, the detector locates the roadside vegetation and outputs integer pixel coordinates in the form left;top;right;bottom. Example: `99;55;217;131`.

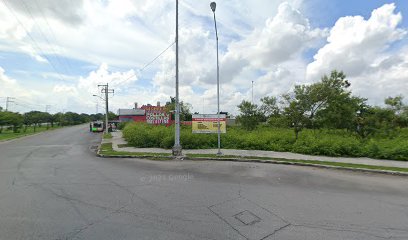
0;125;62;141
103;133;112;139
0;110;115;141
123;70;408;161
99;143;171;159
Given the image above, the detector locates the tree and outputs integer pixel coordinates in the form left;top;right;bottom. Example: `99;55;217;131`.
236;100;263;131
282;70;359;139
385;95;407;128
316;95;365;130
108;111;117;121
10;112;23;132
24;111;43;132
282;87;311;140
385;95;404;113
0;111;7;133
90;113;104;121
165;97;192;121
0;111;23;133
79;113;91;123
259;96;279;121
64;112;84;125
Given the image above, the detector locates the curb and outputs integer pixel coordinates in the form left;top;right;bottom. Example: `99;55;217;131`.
98;153;173;160
95;148;408;176
184;157;408;177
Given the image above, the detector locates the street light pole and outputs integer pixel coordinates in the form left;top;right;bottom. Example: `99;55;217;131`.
173;0;182;156
211;2;222;156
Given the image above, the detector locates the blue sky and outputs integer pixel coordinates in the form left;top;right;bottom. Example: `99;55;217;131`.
0;0;407;114
304;0;408;27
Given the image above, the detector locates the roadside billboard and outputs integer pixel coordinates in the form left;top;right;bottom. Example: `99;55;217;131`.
143;106;170;125
192;114;226;134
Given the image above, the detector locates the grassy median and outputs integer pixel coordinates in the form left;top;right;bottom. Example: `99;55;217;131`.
0;125;62;141
99;143;172;159
103;133;112;139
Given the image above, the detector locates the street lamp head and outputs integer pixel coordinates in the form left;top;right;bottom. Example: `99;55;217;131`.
92;95;97;97
210;2;216;12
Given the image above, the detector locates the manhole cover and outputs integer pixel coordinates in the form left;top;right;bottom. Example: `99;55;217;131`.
234;210;261;225
209;198;287;240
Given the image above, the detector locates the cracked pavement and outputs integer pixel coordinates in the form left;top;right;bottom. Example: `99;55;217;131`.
0;124;407;239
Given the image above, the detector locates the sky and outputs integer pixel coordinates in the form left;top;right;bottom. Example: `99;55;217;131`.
0;0;407;115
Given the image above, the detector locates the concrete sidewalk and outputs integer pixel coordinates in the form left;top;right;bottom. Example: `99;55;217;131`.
107;131;408;169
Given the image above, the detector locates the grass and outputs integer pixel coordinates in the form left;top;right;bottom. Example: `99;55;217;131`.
103;133;112;139
98;143;408;173
0;125;62;141
99;143;172;159
122;122;408;161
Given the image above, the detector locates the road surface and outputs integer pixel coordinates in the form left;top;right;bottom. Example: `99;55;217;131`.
0;124;407;240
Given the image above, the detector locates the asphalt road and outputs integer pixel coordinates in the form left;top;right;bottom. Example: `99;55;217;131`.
0;125;407;240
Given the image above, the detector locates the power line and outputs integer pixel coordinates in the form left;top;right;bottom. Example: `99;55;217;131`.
18;0;72;77
1;0;67;83
5;97;15;111
123;41;175;82
141;41;175;72
32;0;75;76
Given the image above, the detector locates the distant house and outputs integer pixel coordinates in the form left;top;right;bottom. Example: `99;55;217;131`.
117;108;146;122
117;102;170;125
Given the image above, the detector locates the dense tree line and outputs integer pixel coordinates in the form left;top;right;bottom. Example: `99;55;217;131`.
0;110;117;133
237;70;408;139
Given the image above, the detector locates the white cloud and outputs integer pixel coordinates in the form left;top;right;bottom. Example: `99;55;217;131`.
4;0;85;26
0;0;407;115
306;3;408;105
52;84;78;94
78;63;137;94
151;2;324;114
307;3;406;79
0;66;45;111
0;1;32;40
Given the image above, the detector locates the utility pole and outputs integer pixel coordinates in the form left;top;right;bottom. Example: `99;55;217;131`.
5;97;15;111
45;105;51;113
98;83;114;134
211;2;222;155
173;0;182;157
45;105;51;129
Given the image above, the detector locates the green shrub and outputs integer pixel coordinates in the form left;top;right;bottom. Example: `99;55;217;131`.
117;122;127;130
121;122;408;161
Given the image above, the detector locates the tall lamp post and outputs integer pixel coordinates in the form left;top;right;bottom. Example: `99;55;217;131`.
173;0;182;156
210;2;222;156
